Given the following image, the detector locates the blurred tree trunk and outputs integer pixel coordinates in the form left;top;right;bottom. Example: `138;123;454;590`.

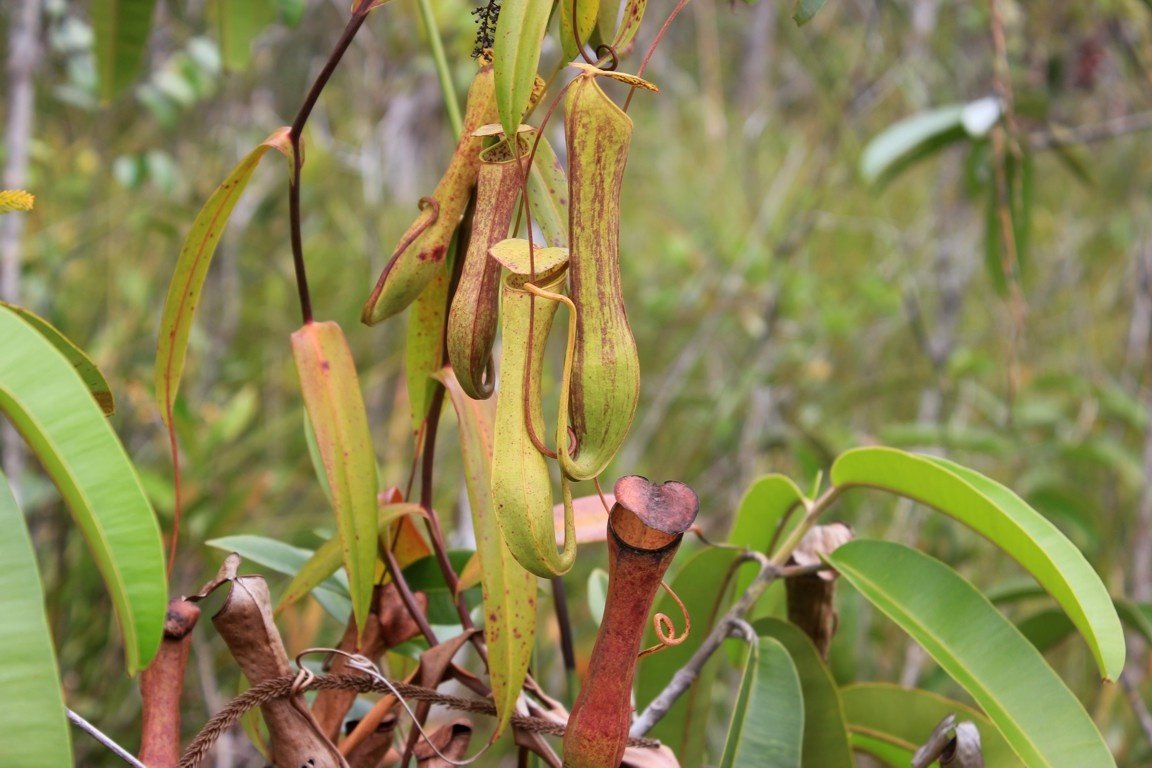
1;0;42;502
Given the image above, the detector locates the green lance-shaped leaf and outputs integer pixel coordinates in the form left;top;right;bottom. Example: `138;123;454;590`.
721;635;804;768
434;368;537;740
827;540;1116;768
841;683;1022;767
93;0;158;100
492;0;551;140
155;128;291;426
291;321;379;637
831;447;1124;681
0;306;167;673
526;131;569;247
559;72;640;482
753;618;855;768
610;0;647;52
362;64;498;325
405;239;455;435
2;303;114;414
0;470;73;765
275;503;425;612
792;0;828;25
490;245;577;577
561;0;602;62
728;474;807;593
447;134;530;400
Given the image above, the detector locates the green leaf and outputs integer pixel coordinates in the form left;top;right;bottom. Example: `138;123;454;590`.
0;306;167;673
206;534;349;594
827;541;1116;768
792;0;827;25
0;470;72;765
291;321;379;637
561;0;600;62
861;104;978;185
405;248;452;435
493;0;551;139
848;732;912;767
208;0;277;70
728;474;806;597
1017;608;1076;654
275;504;423;611
400;551;480;625
841;683;1022;767
435;368;536;739
92;0;159;100
526;132;569;247
830;447;1124;681
609;0;647;50
636;547;742;763
2;303;114;414
721;636;803;768
155;128;291;427
753;618;855;768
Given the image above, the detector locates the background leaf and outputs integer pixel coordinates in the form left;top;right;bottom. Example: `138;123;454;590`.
93;0;159;100
208;0;277;71
0;470;73;766
827;541;1116;768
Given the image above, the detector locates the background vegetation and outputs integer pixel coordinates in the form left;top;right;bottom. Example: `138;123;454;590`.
5;0;1152;764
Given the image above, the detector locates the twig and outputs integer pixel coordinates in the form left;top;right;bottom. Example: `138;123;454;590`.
629;552;781;737
68;709;146;768
1121;670;1152;753
1029;111;1152;151
286;2;374;324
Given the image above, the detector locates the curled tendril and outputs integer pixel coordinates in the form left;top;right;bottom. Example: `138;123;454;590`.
595;44;619;71
294;648;489;766
638;580;691;659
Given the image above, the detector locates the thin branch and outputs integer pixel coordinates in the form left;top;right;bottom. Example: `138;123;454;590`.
286;4;372;324
1029;111;1152;151
68;709;146;768
629;552;781;737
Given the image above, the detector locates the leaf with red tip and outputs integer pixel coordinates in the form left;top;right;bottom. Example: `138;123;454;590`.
155;128;291;426
291;321;379;637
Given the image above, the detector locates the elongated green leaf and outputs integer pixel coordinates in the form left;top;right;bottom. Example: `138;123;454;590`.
861;105;967;185
276;503;424;610
587;567;609;625
721;635;804;768
292;321;379;637
753;618;855;768
93;0;158;100
0;306;167;673
608;0;646;51
2;303;113;414
561;0;600;61
827;541;1116;768
155;128;291;427
848;733;912;767
841;683;1021;767
405;249;452;435
792;0;827;25
0;470;72;765
206;534;354;621
729;474;806;598
526;133;569;247
493;0;551;139
435;368;536;739
636;547;741;763
831;447;1124;681
208;0;276;70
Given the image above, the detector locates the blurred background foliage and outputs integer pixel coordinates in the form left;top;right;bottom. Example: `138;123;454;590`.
6;0;1152;764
